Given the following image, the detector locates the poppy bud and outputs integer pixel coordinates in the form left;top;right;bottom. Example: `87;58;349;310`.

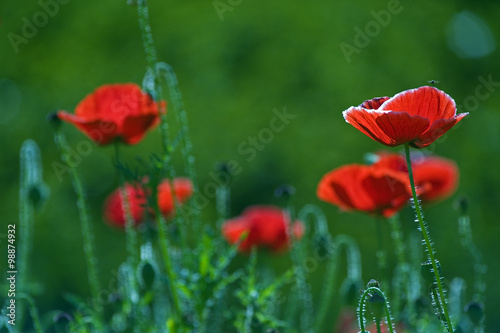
47;111;62;129
454;196;469;215
367;279;381;289
138;261;157;290
367;290;386;322
340;278;362;306
313;234;333;260
28;184;50;210
465;301;484;326
274;184;296;199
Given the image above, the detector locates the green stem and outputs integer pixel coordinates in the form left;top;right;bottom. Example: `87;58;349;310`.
154;207;183;328
53;130;103;326
375;218;387;285
114;144;139;314
152;62;201;233
375;318;382;333
18;140;38;327
458;214;486;302
114;143;139;267
357;287;394;333
137;0;157;70
18;294;43;333
285;207;314;333
404;143;453;332
242;248;257;333
388;214;408;317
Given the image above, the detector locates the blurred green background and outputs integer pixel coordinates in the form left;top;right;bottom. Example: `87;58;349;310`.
1;0;500;331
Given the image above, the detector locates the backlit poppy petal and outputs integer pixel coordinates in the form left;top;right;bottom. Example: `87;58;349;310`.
359;96;390;109
343;108;395;146
413;113;468;148
380;86;457;123
343;86;467;148
374;112;430;146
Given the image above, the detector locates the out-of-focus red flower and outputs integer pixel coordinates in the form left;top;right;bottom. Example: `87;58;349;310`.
104;183;147;228
104;178;193;228
157;178;194;218
343;86;467;148
317;164;412;218
58;83;164;145
222;206;304;252
373;152;459;203
335;309;407;333
413;156;459;202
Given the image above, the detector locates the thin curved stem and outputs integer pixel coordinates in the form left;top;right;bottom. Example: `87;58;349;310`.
53;130;103;328
404;143;453;332
357;287;394;333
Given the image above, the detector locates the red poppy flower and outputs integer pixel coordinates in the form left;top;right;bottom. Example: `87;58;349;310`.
104;183;147;228
58;83;164;145
317;164;412;218
104;178;193;228
222;206;304;252
373;152;459;203
343;86;468;148
157;178;194;218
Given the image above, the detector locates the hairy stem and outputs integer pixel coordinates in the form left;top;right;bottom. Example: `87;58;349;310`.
404;143;453;332
53;130;103;326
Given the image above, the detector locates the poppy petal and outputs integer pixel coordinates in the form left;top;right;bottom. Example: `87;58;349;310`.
57;111;119;145
121;114;160;144
413;157;459;202
380;86;457;123
343;108;396;146
359;96;390;109
412;113;468;148
361;168;411;217
317;165;375;212
374;112;431;146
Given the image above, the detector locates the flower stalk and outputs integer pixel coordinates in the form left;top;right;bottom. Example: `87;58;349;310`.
404;143;453;332
357;286;395;333
52;129;103;327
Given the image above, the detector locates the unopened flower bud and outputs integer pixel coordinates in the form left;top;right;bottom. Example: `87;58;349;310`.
367;290;385;321
465;301;484;326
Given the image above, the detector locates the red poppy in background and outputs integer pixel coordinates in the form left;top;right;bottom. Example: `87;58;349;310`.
222;206;304;252
157;178;194;218
373;152;459;203
104;178;193;228
317;164;412;218
343;86;468;148
104;183;147;228
58;83;164;145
